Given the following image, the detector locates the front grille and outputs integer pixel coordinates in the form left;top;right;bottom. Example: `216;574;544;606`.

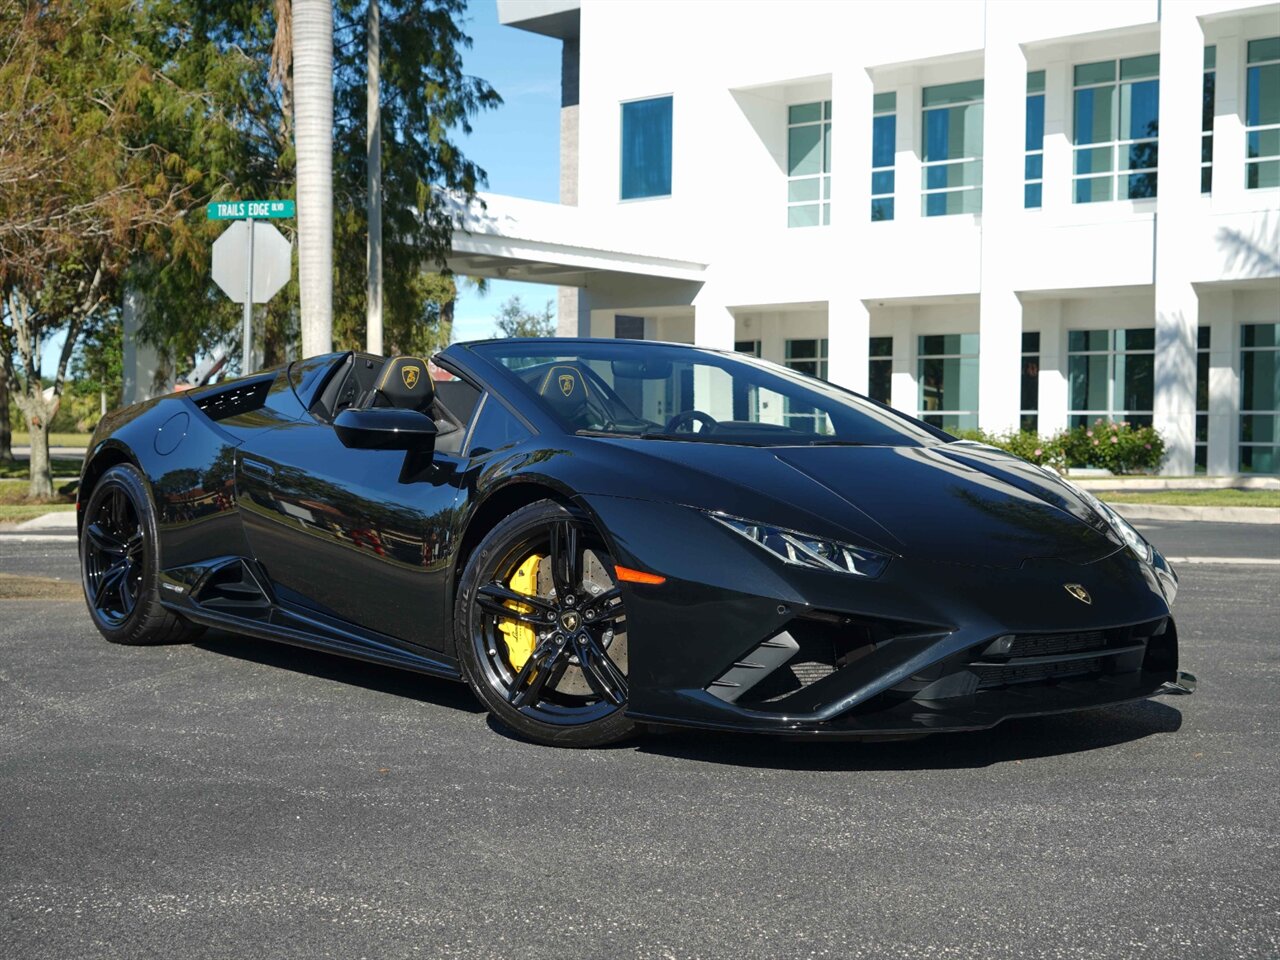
1005;630;1108;658
972;656;1104;689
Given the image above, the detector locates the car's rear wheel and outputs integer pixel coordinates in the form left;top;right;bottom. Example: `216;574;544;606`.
456;500;636;748
80;463;203;646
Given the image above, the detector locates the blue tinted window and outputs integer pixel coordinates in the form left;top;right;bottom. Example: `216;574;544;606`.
871;114;895;167
1026;94;1045;151
1025;183;1043;208
620;97;673;200
1125;79;1160;140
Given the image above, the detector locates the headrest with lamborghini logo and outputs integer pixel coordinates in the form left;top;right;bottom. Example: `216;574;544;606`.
536;364;590;419
374;356;434;413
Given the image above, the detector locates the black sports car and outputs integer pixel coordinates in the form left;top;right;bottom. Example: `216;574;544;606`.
78;338;1194;747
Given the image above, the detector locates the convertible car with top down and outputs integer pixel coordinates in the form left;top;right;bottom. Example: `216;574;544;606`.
77;338;1195;747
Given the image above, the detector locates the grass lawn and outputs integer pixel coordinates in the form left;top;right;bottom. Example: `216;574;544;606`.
1103;489;1280;508
0;458;84;479
11;432;91;448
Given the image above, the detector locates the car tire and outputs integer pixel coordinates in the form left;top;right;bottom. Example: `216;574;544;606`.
80;463;203;646
455;499;636;748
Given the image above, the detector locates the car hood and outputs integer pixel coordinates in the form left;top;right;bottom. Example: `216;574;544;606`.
586;439;1121;570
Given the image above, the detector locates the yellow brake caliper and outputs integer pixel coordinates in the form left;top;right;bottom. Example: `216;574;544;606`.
497;554;544;671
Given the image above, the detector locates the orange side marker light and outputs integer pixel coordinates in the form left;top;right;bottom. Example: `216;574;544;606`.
614;565;666;585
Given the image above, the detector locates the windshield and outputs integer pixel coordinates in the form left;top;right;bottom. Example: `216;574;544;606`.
469;340;948;448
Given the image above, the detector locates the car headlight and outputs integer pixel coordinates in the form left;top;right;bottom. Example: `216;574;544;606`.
706;512;890;579
1043;468;1154;564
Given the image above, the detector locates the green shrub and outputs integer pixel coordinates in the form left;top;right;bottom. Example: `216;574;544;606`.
950;421;1165;475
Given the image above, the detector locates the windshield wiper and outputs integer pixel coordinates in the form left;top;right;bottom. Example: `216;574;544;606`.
805;439;873;446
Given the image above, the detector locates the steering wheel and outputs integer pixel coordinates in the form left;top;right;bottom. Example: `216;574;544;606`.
664;410;719;435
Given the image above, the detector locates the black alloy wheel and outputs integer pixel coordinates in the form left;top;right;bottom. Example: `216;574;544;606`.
83;485;145;626
80;464;203;646
456;500;636;747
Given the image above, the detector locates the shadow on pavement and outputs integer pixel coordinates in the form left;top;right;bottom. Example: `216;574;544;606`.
635;698;1185;771
194;630;485;713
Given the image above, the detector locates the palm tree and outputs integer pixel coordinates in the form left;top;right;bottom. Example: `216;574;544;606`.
291;0;333;357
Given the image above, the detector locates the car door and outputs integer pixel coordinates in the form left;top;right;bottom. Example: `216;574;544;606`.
235;411;467;653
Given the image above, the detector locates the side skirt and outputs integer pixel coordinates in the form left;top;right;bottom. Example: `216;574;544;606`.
160;599;462;683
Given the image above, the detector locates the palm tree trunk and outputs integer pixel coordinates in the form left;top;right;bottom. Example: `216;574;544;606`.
292;0;333;358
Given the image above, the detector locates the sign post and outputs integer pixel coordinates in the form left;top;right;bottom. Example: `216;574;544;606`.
207;200;296;372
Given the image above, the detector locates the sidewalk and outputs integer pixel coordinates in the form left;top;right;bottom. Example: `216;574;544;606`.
1108;503;1280;525
0;511;78;542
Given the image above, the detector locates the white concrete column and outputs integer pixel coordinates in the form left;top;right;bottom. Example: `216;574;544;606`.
890;307;916;414
1210;31;1245;213
895;82;921;224
826;295;870;393
1153;8;1205;475
1041;57;1071;215
576;288;593;339
1207;298;1237;476
1037;300;1069;435
977;19;1026;434
692;300;735;351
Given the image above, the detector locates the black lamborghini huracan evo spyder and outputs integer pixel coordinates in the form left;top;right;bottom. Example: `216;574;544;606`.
78;339;1195;747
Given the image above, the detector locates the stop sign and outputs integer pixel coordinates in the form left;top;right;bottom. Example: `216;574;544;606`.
211;220;293;304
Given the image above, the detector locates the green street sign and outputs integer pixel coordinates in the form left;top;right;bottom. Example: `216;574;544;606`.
206;199;295;220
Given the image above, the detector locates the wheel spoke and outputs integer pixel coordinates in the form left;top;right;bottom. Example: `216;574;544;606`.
508;640;570;708
85;522;125;556
95;560;128;609
119;561;137;613
573;634;628;706
477;582;556;619
549;521;582;598
110;490;129;535
476;596;547;627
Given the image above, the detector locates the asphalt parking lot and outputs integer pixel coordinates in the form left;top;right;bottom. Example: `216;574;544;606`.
1;522;1278;959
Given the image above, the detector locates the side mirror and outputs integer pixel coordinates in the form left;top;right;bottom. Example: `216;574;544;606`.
334;407;437;452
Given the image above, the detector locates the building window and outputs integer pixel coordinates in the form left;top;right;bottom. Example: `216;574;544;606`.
615;315;645;340
784;338;829;430
1072;55;1159;203
1067;328;1155;428
620;96;673;200
785;338;828;379
917;334;979;432
787;100;831;227
1203;47;1216;194
1026;71;1045;208
1240;323;1279;473
922;80;984;216
1196;326;1210;473
1246;37;1280;190
1021;332;1040;433
869;337;892;403
734;340;761;357
871;93;896;221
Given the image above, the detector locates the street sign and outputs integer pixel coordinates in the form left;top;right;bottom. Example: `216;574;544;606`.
211;220;293;304
206;199;296;220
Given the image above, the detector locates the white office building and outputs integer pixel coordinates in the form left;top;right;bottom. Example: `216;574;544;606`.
448;0;1280;475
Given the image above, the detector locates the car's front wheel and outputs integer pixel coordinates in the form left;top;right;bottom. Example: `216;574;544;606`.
80;463;203;646
455;500;635;748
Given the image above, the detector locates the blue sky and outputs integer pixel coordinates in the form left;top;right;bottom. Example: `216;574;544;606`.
451;1;563;340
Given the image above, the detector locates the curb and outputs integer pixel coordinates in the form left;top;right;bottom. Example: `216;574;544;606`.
1109;503;1280;525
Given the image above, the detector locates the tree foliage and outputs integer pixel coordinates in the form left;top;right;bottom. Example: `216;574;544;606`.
0;0;203;495
0;0;498;495
136;0;500;368
494;296;555;339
